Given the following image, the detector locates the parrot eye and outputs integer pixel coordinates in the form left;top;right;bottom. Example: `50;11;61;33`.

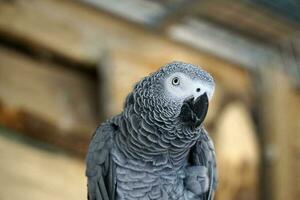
172;77;180;86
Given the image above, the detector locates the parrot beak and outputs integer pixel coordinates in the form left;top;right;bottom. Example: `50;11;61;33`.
179;93;209;130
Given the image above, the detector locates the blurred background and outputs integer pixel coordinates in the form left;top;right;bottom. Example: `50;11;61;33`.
0;0;299;200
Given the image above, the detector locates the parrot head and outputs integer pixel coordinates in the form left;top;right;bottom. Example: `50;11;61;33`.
126;61;215;136
161;62;214;130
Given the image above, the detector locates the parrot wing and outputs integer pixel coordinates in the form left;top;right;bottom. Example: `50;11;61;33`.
86;118;120;200
190;127;218;200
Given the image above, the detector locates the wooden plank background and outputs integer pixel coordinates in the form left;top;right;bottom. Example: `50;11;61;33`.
0;47;98;155
0;128;86;200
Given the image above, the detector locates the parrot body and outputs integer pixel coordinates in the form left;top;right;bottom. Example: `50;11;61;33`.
86;62;218;200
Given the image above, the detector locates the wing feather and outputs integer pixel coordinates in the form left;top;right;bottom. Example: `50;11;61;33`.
190;127;218;200
86;120;118;200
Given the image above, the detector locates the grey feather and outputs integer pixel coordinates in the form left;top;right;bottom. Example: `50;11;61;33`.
86;61;217;200
86;118;120;200
189;128;218;200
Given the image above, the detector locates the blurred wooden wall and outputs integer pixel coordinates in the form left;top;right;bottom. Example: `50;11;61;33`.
0;0;253;154
258;68;300;200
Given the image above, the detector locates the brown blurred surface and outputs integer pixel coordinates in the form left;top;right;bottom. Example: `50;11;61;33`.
259;69;300;200
0;128;86;200
0;47;98;155
214;102;259;200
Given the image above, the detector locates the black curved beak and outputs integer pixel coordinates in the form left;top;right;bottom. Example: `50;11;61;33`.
179;93;209;130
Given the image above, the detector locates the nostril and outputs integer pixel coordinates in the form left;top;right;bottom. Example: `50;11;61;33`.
196;88;201;92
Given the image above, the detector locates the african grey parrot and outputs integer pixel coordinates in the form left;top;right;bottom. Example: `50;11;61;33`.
86;61;218;200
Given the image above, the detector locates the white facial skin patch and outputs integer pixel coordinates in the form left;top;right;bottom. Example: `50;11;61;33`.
164;72;214;101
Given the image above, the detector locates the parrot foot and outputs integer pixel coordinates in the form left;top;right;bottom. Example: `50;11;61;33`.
185;165;209;196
